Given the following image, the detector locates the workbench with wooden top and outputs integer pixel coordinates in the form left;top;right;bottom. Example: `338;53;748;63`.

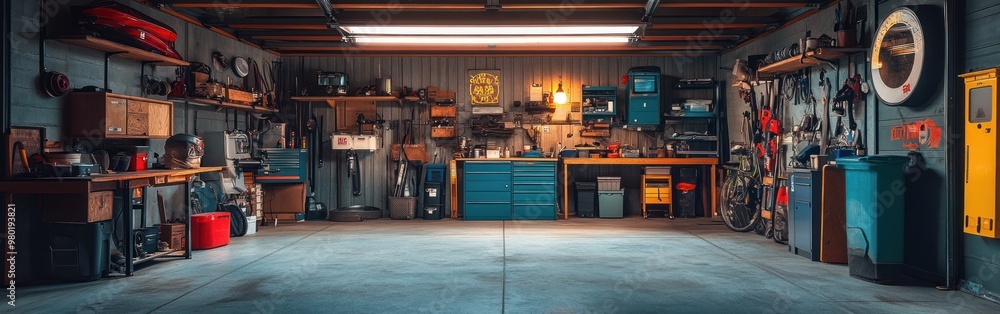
0;167;224;276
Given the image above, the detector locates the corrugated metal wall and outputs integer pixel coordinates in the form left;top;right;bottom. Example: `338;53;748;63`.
284;56;718;214
961;0;1000;296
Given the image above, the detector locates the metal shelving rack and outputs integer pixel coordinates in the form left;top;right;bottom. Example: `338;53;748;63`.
666;79;728;162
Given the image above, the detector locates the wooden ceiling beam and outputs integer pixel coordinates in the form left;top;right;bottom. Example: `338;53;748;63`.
648;23;767;30
642;35;739;41
227;24;329;30
659;1;818;9
166;0;318;9
250;35;343;41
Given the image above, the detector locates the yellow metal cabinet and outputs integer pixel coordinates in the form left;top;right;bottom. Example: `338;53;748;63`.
641;174;672;218
960;68;1000;238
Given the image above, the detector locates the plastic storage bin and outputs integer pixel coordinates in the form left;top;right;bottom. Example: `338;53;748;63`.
49;220;111;281
598;189;625;218
837;155;909;282
191;212;231;250
597;177;622;191
576;182;597;218
425;164;447;183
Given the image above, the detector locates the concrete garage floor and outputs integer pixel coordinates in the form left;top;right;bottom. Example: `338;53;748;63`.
13;218;999;313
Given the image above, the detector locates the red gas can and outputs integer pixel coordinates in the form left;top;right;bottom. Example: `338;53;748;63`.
191;212;230;249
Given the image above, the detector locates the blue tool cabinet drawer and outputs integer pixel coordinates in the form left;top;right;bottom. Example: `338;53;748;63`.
464;203;512;220
465;191;511;203
512;161;555;169
513;205;556;220
465;162;511;173
464;178;511;191
512;193;556;204
512;183;555;193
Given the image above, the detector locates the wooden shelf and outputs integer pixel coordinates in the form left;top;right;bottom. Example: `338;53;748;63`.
51;35;189;66
292;95;412;103
757;48;866;76
169;97;278;113
663;115;716;120
292;95;422;108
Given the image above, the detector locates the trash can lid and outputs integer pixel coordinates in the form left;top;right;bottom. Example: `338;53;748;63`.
836;155;909;170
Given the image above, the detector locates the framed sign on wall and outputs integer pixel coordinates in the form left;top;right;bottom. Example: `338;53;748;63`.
468;70;500;105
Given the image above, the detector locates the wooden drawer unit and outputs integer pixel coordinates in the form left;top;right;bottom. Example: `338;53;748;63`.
42;191;114;223
68;92;173;139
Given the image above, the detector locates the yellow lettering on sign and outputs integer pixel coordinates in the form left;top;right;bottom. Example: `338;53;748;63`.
469;72;500;105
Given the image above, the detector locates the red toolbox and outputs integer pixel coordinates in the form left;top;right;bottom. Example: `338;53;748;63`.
191;212;230;249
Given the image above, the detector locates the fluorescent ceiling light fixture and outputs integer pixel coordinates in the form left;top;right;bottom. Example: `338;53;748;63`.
353;36;631;45
342;26;639;36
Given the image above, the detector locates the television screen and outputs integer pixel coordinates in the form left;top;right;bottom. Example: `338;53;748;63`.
633;76;657;93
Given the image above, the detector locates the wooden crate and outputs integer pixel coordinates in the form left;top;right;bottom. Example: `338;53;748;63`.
226;88;255;104
43;191;114;223
430;105;457;118
158;223;186;251
431;127;457;138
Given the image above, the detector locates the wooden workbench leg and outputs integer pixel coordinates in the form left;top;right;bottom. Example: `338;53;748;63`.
563;163;569;219
710;164;717;218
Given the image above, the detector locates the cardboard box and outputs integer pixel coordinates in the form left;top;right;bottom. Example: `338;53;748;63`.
43;191;114;223
262;183;306;213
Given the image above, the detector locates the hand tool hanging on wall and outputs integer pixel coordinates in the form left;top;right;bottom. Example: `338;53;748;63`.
833;74;863;146
348;150;361;196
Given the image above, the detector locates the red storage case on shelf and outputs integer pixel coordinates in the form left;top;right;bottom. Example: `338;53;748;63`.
191;212;230;249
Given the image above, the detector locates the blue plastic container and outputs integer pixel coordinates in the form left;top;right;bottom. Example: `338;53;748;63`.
837;155;910;283
425;164;447;183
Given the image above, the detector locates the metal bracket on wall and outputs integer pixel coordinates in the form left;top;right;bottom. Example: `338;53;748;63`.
140;61;155;97
104;51;127;90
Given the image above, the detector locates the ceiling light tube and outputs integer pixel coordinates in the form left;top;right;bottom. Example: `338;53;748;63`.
353;36;631;45
342;25;639;36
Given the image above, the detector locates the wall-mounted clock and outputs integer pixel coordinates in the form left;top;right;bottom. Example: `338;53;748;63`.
870;6;942;107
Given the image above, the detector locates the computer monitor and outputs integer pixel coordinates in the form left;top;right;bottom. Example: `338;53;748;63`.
633;75;658;93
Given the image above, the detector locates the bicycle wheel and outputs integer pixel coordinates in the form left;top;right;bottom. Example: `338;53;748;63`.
720;174;761;232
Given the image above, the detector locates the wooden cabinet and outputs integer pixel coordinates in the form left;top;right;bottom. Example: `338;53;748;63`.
147;102;172;137
68;92;173;139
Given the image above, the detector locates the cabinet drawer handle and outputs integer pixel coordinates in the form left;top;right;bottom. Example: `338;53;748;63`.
111;100;123;105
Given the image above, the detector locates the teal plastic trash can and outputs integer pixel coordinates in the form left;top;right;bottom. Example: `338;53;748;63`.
837;155;910;283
